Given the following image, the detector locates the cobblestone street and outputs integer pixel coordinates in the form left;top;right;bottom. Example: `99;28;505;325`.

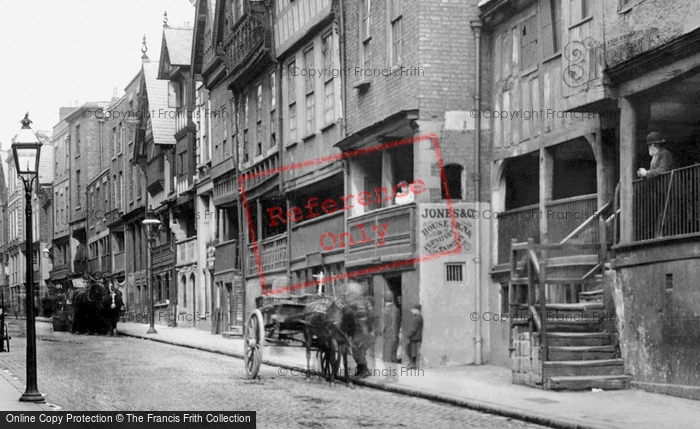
0;321;550;428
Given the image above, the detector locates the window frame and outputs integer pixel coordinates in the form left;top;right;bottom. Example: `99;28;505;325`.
359;0;373;73
322;32;336;125
75;125;81;157
519;14;539;72
255;80;263;157
445;263;465;282
303;45;316;136
270;70;277;148
287;59;298;143
388;0;404;66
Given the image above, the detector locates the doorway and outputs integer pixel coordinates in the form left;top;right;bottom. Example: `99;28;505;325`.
386;275;403;364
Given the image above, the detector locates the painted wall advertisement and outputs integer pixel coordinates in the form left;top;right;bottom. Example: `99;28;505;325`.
419;203;476;255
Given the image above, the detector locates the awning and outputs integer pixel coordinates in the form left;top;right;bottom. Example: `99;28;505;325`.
71;278;86;289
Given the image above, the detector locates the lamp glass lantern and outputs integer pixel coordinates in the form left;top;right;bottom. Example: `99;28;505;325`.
12;124;42;176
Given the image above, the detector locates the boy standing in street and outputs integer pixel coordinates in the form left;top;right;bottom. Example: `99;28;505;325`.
406;304;423;369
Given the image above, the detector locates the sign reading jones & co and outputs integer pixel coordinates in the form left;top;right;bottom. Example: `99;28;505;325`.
419;205;475;254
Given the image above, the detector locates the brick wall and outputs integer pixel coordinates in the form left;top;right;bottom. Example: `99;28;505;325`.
68;110;103;222
342;0;490;202
342;0;420;136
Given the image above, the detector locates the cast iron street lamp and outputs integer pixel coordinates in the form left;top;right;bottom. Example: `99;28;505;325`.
12;113;44;402
142;215;161;334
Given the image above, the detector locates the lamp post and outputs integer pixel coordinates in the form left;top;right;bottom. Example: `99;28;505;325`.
142;215;161;334
12;113;44;402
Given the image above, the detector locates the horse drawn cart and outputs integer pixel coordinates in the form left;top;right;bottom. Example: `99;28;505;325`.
243;292;351;383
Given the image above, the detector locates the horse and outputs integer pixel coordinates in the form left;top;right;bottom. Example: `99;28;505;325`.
99;287;124;336
298;298;353;387
71;282;108;335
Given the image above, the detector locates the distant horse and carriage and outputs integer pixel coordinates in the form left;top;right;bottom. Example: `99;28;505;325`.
67;273;124;336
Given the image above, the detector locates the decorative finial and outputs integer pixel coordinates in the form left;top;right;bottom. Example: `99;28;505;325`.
20;113;32;129
141;34;148;59
163;11;169;27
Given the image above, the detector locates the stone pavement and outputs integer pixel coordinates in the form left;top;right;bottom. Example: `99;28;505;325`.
0;318;57;412
115;322;700;429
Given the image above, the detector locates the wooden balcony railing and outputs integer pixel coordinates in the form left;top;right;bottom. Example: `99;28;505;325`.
175;175;192;196
176;237;197;266
152;243;174;268
633;164;700;241
247;234;287;277
290;212;344;262
223;13;268;74
346;204;416;266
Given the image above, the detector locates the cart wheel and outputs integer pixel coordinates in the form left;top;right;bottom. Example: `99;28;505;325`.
244;310;264;378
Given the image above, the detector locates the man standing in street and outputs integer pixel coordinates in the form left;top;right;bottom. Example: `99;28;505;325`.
382;290;401;382
406;304;423;369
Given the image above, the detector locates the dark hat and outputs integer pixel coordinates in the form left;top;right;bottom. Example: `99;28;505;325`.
413;304;422;311
646;131;666;146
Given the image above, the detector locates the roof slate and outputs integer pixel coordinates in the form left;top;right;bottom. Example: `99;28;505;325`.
142;61;176;145
163;27;194;66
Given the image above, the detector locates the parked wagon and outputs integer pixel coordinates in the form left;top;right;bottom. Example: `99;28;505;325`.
243;292;352;383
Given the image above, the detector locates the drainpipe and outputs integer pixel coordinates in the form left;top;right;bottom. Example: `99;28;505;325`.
337;0;347;139
470;19;483;365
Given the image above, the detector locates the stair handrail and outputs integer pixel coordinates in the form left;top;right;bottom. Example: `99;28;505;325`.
559;200;612;245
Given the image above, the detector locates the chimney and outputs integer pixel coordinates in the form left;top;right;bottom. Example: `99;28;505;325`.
111;86;120;104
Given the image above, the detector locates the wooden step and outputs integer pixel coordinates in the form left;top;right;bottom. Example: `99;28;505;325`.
539;332;613;347
545;302;605;318
579;289;604;302
545;302;603;311
543;359;624;378
548;345;616;361
547;375;631;391
546;319;602;332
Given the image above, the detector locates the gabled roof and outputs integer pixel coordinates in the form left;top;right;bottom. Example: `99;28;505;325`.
158;27;194;77
191;0;216;75
141;61;176;145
